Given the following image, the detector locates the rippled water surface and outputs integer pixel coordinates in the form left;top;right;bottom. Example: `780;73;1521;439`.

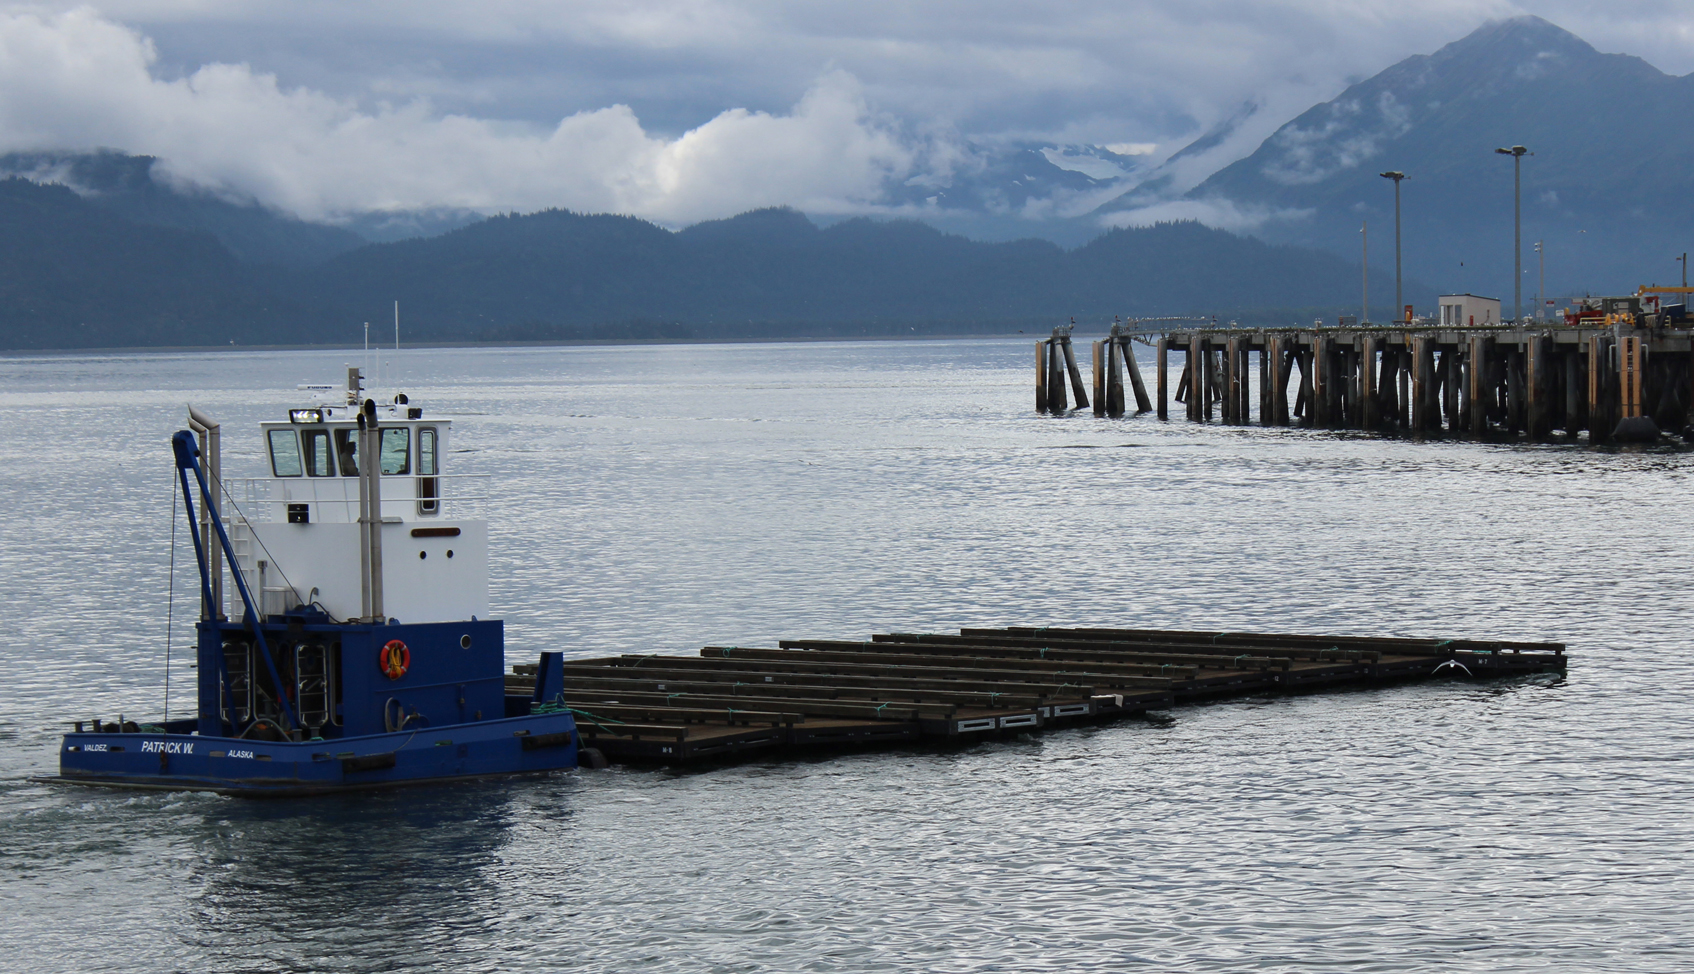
1;340;1691;973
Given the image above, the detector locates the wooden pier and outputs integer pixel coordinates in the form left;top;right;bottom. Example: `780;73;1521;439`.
511;626;1565;764
1038;323;1694;442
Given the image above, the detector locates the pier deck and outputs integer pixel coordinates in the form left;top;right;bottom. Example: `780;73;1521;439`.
509;627;1565;764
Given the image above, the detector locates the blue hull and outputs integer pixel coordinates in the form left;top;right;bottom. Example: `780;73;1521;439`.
53;711;579;797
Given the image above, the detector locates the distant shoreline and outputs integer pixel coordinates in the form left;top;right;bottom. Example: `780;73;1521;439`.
0;330;1053;358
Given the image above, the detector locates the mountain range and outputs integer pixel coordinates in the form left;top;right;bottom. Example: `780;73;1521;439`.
0;177;1414;349
1150;16;1694;305
0;15;1682;349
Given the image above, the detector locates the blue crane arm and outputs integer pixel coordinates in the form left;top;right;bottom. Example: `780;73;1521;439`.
171;430;300;735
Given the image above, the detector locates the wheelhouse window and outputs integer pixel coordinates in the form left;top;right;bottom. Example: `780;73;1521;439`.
333;429;359;476
418;427;438;515
332;426;411;475
418;428;437;477
267;429;303;477
301;429;334;477
380;427;411;475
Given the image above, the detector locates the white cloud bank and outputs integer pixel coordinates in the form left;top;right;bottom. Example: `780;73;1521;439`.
0;9;915;223
4;3;1688;233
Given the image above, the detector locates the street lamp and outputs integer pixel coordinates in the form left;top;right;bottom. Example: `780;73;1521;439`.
1360;221;1368;323
1534;240;1544;320
1379;171;1406;321
1677;252;1687;289
1495;145;1530;321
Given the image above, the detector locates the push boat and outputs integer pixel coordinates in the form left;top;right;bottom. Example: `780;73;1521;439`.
53;370;587;796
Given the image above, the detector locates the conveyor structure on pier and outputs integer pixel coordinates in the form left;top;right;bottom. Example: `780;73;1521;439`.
509;627;1565;764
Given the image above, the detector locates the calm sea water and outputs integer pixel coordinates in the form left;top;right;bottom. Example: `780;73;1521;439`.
1;340;1691;973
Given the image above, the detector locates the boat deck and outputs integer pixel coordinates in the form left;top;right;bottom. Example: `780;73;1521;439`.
509;626;1566;763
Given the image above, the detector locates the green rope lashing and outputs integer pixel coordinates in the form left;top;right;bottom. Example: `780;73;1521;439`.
567;707;626;736
1038;647;1049;658
873;702;890;716
532;693;571;714
1435;639;1454;647
721;647;733;657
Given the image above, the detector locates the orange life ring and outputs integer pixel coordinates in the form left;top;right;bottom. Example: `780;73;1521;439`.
380;639;410;680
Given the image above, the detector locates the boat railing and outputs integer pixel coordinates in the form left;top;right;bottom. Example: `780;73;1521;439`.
237;475;490;523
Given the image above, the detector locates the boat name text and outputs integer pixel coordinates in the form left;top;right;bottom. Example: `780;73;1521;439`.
140;741;195;755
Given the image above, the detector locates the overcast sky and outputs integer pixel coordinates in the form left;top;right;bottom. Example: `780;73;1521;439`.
0;1;1688;225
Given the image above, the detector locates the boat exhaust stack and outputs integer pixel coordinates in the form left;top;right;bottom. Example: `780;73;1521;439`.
357;400;385;623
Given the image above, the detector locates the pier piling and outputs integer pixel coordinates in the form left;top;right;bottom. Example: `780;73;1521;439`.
1119;333;1153;414
1188;336;1203;422
1361;336;1379;429
1035;341;1048;412
1156;338;1169;419
1061;330;1090;410
1092;341;1106;417
1053;319;1687;444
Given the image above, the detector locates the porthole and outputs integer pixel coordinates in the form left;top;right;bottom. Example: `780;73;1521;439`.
419;551;427;559
460;634;472;649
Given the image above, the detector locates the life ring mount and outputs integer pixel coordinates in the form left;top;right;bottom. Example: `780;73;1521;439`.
380;639;410;680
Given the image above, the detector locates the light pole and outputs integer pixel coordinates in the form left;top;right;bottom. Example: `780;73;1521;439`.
1677;252;1687;288
1495;145;1530;321
1361;221;1368;323
1379;171;1406;320
1534;240;1544;320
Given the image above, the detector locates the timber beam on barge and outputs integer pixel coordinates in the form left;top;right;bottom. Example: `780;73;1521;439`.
509;626;1565;764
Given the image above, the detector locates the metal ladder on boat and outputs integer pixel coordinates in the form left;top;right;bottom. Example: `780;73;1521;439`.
227;520;259;617
294;643;331;736
222;642;253;725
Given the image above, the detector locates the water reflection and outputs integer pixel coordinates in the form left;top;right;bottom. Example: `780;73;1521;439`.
180;782;536;971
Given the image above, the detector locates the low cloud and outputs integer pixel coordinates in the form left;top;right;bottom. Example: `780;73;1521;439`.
1260;90;1415;186
0;9;916;224
1098;198;1311;234
4;4;1691;232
